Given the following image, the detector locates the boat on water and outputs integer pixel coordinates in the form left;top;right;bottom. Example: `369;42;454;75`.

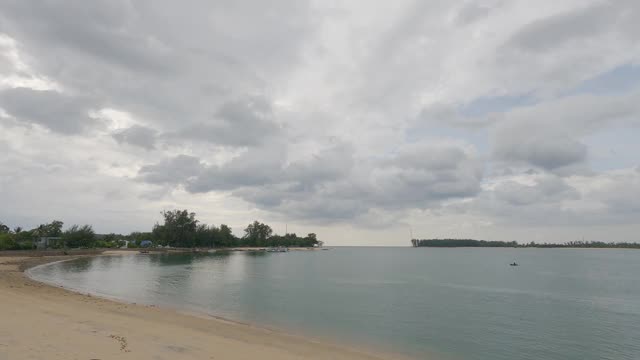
266;246;289;253
510;262;519;266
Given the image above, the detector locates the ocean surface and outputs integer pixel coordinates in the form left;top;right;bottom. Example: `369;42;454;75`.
28;247;640;359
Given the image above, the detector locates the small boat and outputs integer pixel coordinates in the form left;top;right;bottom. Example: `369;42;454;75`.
510;262;518;266
266;246;289;253
139;250;149;254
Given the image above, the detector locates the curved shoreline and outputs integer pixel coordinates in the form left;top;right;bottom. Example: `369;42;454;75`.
1;253;409;360
25;254;267;330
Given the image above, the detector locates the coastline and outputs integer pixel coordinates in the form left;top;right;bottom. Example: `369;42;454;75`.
0;253;403;360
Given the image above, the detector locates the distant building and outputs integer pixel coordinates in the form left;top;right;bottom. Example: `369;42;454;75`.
314;241;324;248
35;237;63;249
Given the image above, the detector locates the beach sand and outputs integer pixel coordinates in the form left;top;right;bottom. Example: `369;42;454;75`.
0;254;400;360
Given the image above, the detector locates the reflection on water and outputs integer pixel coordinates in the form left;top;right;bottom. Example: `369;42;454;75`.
29;248;640;360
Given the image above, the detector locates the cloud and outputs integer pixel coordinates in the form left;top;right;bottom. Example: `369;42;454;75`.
139;141;351;193
453;1;503;26
576;167;640;215
490;91;640;172
370;141;483;206
172;96;283;147
442;166;640;230
137;140;483;223
0;87;99;133
506;2;617;52
0;0;316;127
494;134;587;170
491;175;579;206
1;1;640;243
112;125;158;150
138;155;203;185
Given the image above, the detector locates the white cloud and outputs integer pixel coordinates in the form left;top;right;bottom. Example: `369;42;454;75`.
0;0;639;244
490;91;640;173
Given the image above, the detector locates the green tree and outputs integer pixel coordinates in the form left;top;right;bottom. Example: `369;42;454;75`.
62;225;96;248
217;224;236;247
305;233;318;247
151;223;166;245
243;221;273;247
0;222;9;234
103;233;118;242
15;229;34;245
154;210;198;247
0;233;18;250
194;224;216;248
34;220;64;238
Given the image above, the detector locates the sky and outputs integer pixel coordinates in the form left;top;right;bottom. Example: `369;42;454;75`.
1;0;639;245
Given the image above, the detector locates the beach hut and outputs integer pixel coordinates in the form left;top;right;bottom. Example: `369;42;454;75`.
35;237;63;249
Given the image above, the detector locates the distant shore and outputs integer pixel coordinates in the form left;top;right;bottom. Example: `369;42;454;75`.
411;239;640;249
0;252;398;360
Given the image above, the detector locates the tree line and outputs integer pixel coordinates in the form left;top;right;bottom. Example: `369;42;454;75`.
0;210;319;250
151;210;318;248
411;239;640;249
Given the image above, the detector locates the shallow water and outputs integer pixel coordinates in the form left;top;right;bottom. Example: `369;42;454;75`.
29;247;640;359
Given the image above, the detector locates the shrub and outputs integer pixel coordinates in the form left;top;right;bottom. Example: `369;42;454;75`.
0;233;19;250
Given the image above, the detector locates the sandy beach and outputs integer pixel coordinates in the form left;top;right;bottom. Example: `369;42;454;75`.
0;254;399;360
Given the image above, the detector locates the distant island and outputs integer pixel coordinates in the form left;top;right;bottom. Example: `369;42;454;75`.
411;239;640;249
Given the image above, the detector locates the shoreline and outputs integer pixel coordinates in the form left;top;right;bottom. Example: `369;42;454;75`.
0;246;324;258
0;253;405;360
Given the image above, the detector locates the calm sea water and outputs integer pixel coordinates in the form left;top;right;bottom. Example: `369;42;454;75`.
28;248;640;359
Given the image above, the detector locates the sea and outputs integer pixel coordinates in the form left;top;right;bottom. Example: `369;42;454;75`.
28;247;640;360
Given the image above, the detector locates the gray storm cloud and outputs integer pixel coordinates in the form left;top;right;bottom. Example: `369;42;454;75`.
1;0;639;242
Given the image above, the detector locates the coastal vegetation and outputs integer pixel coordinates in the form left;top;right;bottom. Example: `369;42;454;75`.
411;239;640;249
0;210;319;250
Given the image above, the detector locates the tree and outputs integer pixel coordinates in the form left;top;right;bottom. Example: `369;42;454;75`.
15;229;34;245
194;224;216;248
155;210;198;247
62;225;96;248
217;224;236;247
0;222;9;234
243;221;273;247
102;233;122;243
0;233;19;250
305;233;318;246
151;223;166;245
34;220;64;238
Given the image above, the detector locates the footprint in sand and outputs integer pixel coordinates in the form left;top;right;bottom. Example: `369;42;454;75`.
109;334;131;353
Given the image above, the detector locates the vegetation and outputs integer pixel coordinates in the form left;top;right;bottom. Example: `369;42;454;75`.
33;220;64;238
150;211;319;248
152;210;199;247
62;225;96;248
411;239;640;249
411;239;518;247
0;210;320;250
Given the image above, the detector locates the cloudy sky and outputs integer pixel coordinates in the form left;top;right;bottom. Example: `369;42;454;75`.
1;0;639;245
